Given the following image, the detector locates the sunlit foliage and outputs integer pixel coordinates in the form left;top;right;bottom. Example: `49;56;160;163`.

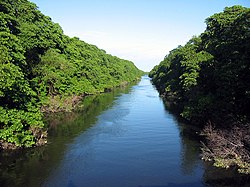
0;0;142;148
150;5;250;125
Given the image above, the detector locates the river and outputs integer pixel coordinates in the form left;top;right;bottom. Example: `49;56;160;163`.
0;76;249;187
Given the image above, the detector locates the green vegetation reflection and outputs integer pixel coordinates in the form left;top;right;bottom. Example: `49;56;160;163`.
0;83;135;187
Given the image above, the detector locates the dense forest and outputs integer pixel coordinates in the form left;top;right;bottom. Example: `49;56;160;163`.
0;0;143;149
149;6;250;173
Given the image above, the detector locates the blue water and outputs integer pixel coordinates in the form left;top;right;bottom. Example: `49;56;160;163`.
1;76;248;187
44;76;204;187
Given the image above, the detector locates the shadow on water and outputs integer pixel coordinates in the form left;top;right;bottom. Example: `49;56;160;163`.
177;121;250;186
0;82;137;187
160;89;250;187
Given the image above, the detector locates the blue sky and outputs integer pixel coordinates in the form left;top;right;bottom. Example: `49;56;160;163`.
31;0;250;71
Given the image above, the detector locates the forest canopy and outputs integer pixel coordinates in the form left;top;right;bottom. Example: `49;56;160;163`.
0;0;143;149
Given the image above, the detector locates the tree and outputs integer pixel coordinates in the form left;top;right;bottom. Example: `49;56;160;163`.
0;0;142;148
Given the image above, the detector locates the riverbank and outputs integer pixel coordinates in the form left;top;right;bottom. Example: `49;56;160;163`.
0;79;141;151
160;92;250;174
201;122;250;174
41;79;141;113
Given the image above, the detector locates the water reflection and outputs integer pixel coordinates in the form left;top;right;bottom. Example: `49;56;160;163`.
161;97;203;178
161;88;250;186
0;83;134;187
0;76;249;187
179;125;202;175
203;162;250;187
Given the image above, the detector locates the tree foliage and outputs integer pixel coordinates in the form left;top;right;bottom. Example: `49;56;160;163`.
149;5;250;125
149;5;250;173
0;0;142;149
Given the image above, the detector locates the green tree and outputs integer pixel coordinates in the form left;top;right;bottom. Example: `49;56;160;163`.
0;0;142;148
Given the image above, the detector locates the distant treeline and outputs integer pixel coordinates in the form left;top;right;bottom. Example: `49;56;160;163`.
149;6;250;173
0;0;143;149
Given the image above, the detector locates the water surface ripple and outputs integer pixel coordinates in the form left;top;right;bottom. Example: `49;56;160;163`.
1;76;248;187
44;76;204;187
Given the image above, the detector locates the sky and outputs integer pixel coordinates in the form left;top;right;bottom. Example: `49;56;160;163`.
31;0;250;71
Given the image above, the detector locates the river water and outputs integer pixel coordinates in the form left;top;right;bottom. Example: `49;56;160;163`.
0;76;249;187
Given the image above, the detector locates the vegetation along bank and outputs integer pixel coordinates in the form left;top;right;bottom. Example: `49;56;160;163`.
0;0;143;149
149;6;250;174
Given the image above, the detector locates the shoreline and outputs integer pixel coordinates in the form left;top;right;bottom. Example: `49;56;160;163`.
0;78;141;151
